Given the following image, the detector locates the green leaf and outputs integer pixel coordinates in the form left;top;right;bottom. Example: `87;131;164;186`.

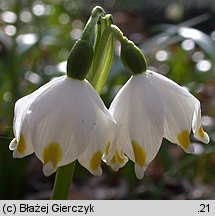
178;27;215;58
141;14;211;55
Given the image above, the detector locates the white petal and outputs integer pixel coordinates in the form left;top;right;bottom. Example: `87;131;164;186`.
13;76;64;140
43;162;56;177
78;101;116;176
12;116;34;158
109;74;164;179
192;104;210;144
11;76;65;158
104;145;128;172
149;70;209;152
27;77;116;176
102;122;129;172
9;138;17;151
135;165;147;180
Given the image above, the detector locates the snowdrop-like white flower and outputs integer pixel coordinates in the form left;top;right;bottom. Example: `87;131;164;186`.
9;75;116;176
106;70;209;179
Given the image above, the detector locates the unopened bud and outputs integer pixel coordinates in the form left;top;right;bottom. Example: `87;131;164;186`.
121;42;147;75
67;40;93;80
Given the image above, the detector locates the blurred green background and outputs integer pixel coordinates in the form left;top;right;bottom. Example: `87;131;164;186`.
1;0;215;199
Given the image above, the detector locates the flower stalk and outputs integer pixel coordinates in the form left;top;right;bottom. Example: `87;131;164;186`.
51;161;76;200
81;6;106;41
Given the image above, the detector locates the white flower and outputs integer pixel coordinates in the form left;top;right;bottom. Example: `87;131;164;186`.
9;75;116;176
106;70;209;179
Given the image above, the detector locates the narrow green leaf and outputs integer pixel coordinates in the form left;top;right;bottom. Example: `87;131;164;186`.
141;14;211;55
178;27;215;58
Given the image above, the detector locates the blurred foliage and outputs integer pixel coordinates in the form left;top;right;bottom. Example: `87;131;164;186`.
0;0;215;199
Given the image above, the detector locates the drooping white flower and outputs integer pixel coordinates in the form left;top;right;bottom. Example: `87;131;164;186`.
105;70;209;179
9;75;116;176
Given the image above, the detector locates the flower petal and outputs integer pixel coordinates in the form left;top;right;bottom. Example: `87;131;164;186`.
78;99;116;176
27;77;116;176
13;76;64;140
192;104;210;144
149;70;209;152
11;118;33;158
42;142;63;176
109;74;164;179
11;76;65;158
103;136;128;172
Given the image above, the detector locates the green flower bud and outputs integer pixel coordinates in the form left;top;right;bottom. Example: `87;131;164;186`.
91;6;105;17
67;40;93;80
121;42;147;75
104;14;114;25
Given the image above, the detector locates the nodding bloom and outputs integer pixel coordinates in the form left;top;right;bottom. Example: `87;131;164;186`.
9;75;116;176
105;70;209;179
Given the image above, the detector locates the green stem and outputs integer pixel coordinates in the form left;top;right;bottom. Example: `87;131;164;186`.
51;161;76;200
81;6;106;41
110;24;129;45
